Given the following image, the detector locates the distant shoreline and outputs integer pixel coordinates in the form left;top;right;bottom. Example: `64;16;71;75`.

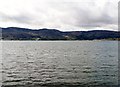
1;27;120;40
1;39;120;42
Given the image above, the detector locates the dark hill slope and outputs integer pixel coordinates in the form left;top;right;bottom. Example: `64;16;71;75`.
1;27;120;40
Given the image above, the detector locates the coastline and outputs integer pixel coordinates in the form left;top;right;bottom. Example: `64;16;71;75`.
0;39;119;42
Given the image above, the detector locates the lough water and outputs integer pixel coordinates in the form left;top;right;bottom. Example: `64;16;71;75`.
1;41;119;87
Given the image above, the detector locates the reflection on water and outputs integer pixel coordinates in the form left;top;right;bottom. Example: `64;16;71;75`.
1;41;118;87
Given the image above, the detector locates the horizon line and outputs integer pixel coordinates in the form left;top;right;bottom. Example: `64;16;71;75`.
1;26;119;32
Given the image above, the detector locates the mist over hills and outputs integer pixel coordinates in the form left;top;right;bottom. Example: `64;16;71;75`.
0;27;120;40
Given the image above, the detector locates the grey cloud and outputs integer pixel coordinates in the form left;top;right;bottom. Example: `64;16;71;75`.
45;1;117;30
0;12;32;24
65;2;117;28
0;1;118;31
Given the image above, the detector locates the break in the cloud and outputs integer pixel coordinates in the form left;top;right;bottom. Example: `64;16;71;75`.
0;0;119;31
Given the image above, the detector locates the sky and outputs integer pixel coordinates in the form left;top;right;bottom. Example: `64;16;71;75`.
0;0;119;31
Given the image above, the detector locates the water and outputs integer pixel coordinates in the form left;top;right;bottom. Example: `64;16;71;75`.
1;41;119;87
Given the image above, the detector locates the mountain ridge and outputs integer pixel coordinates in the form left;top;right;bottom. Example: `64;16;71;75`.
0;27;120;40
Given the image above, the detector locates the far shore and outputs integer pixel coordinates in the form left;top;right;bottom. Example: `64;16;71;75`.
1;39;120;41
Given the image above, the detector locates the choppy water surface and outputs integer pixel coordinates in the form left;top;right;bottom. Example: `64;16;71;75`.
1;41;118;87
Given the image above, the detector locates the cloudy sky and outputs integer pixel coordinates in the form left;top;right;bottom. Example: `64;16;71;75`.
0;0;119;31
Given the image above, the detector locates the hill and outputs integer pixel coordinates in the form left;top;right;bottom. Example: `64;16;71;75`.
0;27;120;40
